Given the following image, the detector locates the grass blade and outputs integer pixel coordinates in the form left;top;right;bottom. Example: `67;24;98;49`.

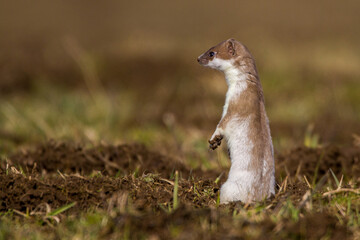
48;202;76;216
312;150;325;187
329;168;340;188
173;171;179;210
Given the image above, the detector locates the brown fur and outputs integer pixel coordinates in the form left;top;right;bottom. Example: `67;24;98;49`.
221;70;273;200
198;39;255;65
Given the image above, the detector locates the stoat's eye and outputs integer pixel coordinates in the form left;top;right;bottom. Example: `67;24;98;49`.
209;51;215;57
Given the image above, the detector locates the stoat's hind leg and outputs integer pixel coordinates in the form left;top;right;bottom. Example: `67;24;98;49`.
220;172;260;204
220;181;243;204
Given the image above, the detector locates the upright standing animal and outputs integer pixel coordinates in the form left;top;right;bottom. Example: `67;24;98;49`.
197;38;275;204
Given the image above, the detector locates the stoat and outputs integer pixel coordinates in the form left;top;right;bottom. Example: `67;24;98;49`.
197;38;275;203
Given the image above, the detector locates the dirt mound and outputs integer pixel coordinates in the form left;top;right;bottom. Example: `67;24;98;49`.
5;140;192;178
0;172;218;214
0;141;354;239
1;170;346;239
0;173;122;213
276;146;360;180
0;169;310;217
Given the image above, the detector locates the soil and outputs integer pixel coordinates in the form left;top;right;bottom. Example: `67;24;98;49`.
6;140;193;178
0;140;357;239
1;140;220;213
2;141;358;211
0;172;217;214
276;145;360;180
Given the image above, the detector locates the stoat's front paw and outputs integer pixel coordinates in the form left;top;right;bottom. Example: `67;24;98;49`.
208;134;223;150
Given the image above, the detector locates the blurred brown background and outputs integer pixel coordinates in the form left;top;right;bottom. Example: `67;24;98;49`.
1;0;360;152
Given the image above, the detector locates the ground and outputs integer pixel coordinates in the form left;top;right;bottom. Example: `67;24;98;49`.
0;140;359;239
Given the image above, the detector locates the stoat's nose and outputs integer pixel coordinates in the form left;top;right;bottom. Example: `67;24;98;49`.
197;56;200;62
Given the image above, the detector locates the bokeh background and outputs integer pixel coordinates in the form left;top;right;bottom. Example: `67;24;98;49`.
1;0;360;160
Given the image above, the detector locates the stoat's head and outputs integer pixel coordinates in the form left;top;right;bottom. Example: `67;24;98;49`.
197;38;252;72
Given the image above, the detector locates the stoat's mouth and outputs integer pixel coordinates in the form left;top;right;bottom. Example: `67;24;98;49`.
197;56;209;66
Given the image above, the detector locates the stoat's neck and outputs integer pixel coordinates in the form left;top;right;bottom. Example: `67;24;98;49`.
224;68;242;86
224;66;249;87
221;62;262;119
223;57;258;86
224;63;259;88
221;69;248;119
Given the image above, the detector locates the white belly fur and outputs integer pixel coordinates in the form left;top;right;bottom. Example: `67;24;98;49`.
220;117;261;203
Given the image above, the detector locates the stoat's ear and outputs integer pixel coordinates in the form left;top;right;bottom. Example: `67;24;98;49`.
226;38;236;56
